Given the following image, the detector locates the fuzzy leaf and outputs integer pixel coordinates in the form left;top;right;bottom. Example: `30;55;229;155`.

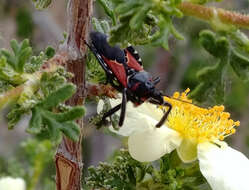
98;0;117;25
151;16;171;50
26;84;85;141
92;18;111;34
129;4;151;30
0;56;26;85
190;30;229;103
0;39;32;73
229;30;249;54
28;106;84;141
47;106;85;122
230;49;249;82
60;121;80;141
27;107;43;133
199;30;229;57
40;84;76;110
109;0;183;47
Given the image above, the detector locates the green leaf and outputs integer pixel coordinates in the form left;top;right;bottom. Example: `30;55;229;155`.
43;114;62;141
17;46;32;73
115;1;140;15
10;40;19;55
129;4;151;30
151;16;171;50
92;18;107;34
108;0;183;48
98;0;117;25
0;39;33;73
27;106;83;141
229;30;249;54
0;56;26;85
199;30;229;57
60;121;80;141
40;84;76;110
25;84;85;141
27;107;43;133
189;61;227;103
47;106;85;122
230;49;249;82
190;30;230;103
40;71;66;97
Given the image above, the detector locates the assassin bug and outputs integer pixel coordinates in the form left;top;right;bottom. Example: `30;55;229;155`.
86;31;172;128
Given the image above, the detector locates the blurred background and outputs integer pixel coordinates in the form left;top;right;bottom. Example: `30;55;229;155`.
0;0;249;189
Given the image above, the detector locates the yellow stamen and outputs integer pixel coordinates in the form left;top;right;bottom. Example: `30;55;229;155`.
161;89;240;143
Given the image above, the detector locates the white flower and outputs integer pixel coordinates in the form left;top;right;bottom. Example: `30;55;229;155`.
98;90;249;190
0;177;26;190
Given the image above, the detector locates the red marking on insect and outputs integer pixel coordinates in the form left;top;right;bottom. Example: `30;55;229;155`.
125;50;143;71
131;82;140;91
102;56;127;87
141;97;147;102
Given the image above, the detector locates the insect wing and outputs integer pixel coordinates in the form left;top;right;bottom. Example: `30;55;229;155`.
102;56;128;87
125;46;143;71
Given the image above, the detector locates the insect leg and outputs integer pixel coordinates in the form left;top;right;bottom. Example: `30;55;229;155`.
119;88;127;126
153;76;160;85
101;103;122;122
155;102;172;128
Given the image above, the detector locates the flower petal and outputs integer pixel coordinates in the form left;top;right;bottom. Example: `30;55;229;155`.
177;139;197;163
128;118;182;162
97;99;104;114
198;142;249;190
110;112;154;136
99;97;164;136
0;177;26;190
133;103;164;121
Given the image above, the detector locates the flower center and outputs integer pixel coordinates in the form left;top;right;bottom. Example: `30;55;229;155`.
162;89;240;143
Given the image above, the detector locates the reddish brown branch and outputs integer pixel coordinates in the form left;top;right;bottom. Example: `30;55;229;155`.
55;0;93;190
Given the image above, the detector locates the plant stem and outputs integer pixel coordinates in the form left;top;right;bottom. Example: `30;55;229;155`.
178;2;249;29
55;0;93;190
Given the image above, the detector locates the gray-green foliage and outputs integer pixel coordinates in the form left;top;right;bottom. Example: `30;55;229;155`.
0;39;84;141
189;30;249;103
97;0;183;48
86;150;211;190
28;84;83;141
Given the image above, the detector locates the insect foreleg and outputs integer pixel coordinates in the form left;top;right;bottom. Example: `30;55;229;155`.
155;102;172;128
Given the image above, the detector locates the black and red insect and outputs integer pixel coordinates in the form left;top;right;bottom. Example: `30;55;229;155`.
86;31;172;128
